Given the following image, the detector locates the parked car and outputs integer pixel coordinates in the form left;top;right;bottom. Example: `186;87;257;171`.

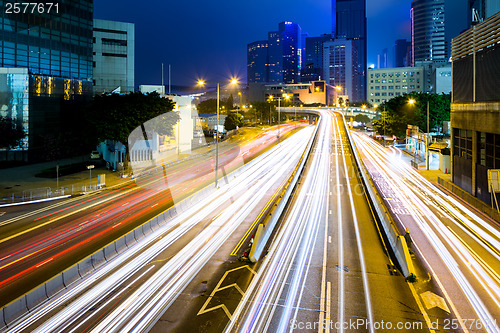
90;150;101;159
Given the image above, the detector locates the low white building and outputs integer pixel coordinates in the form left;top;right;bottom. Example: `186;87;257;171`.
367;67;424;105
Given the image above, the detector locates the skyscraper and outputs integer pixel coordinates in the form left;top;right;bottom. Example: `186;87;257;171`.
279;22;302;84
323;39;358;102
411;0;446;64
302;34;332;82
267;31;282;84
247;41;269;83
394;39;412;67
248;22;304;85
333;0;367;102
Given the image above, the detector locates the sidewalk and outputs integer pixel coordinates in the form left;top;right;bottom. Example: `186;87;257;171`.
0;156;131;203
0;126;291;204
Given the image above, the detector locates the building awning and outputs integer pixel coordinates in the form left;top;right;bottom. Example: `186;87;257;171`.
429;142;448;152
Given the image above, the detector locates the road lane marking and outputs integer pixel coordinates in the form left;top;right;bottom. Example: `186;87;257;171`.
420;291;450;313
336;112;374;333
230;177;285;256
326;281;332;333
319;122;331;333
197;265;256;319
408;283;437;333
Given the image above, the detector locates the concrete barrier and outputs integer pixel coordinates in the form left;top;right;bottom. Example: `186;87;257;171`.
45;274;64;298
115;236;127;253
103;242;117;261
250;123;319;262
125;232;136;247
1;307;6;328
341;112;415;278
25;284;47;311
78;256;94;278
3;297;27;326
62;264;81;288
91;249;106;269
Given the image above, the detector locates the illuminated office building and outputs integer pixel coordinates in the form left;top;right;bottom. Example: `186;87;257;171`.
0;0;93;159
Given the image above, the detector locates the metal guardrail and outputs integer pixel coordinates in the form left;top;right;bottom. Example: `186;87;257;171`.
437;177;500;223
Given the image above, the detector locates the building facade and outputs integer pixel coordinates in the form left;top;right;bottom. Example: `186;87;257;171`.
302;34;332;82
267;31;282;84
93;19;135;94
323;39;358;103
411;0;447;65
247;40;268;84
280;22;302;84
451;11;500;204
367;67;424;105
394;39;412;67
248;22;305;85
0;0;93;158
334;0;367;102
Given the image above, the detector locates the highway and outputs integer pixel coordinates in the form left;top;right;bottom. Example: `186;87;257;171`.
352;132;500;333
0;123;303;307
226;110;429;332
1;125;315;332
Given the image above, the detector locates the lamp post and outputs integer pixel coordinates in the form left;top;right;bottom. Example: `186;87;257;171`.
237;91;242;116
87;165;94;191
197;79;238;188
426;100;430;170
408;98;430;170
408;99;418;168
269;93;290;139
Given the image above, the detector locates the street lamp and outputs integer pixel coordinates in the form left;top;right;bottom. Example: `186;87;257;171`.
277;93;290;139
87;165;94;191
197;78;238;188
237;91;242;116
407;98;430;170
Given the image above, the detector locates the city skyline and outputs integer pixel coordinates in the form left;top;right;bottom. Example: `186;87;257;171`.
95;0;413;90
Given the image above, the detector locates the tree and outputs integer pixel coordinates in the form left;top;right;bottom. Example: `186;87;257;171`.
0;116;26;149
224;112;244;131
372;92;451;138
87;92;178;166
197;98;217;114
354;114;371;123
251;101;271;123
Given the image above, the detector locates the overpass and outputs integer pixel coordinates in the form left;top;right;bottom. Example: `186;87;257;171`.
281;106;380;121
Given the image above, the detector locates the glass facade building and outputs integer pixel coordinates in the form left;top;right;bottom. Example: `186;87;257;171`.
0;0;93;157
247;40;268;83
0;0;93;80
411;0;446;64
334;0;367;102
280;21;302;84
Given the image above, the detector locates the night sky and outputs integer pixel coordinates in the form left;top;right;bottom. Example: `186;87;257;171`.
94;0;413;89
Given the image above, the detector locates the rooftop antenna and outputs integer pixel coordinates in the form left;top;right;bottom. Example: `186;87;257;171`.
169;64;171;94
161;63;164;94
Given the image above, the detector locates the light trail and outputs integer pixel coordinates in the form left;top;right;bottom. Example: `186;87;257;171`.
352;131;500;332
226;110;375;333
4;126;314;332
0;124;305;306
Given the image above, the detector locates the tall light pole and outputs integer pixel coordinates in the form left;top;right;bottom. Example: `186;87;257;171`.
197;78;238;188
426;100;430;170
272;93;290;139
237;91;242;116
87;165;94;190
408;99;417;168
